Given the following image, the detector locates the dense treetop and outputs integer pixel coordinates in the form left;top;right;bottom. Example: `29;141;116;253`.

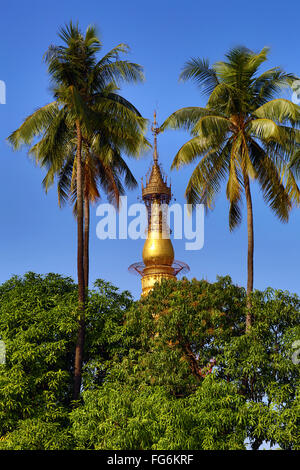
0;273;299;450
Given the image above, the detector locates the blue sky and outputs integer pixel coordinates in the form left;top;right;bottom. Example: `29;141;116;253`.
0;0;300;299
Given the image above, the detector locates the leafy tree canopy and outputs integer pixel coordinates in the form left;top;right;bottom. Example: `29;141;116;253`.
0;272;132;449
0;274;299;450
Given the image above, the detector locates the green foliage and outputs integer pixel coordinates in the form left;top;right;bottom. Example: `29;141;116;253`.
0;419;74;450
111;277;245;394
72;277;300;450
71;379;246;450
0;274;299;450
0;272;132;449
0;273;76;436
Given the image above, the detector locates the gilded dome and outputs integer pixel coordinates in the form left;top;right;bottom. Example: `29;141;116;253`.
142;233;174;267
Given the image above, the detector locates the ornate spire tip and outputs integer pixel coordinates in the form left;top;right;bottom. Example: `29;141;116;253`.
152;110;159;164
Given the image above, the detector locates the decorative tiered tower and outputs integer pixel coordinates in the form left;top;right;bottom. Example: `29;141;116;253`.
129;112;189;296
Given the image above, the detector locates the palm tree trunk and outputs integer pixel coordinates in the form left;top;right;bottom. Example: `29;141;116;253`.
243;172;254;333
84;191;90;290
73;120;85;401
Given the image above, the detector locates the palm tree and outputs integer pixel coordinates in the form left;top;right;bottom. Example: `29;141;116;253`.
161;46;300;331
38;80;149;291
8;22;148;399
54;129;141;289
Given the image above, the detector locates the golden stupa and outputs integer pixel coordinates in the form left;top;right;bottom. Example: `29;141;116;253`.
129;112;189;296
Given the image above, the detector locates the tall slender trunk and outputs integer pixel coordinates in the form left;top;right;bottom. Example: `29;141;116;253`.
73;120;85;401
243;172;254;333
84;190;90;290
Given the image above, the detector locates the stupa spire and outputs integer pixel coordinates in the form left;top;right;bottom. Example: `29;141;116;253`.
152;110;159;164
128;109;190;296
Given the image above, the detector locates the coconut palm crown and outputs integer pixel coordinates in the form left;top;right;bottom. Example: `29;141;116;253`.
161;46;300;330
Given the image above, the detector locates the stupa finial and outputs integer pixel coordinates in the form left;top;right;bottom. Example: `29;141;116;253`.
151;110;160;164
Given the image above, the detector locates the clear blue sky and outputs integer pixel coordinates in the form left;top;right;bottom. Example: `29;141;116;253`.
1;0;300;299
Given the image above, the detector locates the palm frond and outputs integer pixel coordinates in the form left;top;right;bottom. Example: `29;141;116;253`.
171;135;217;170
160;107;212;132
228;199;243;231
254;99;300;125
8;102;59;149
96;44;129;67
185;141;230;209
249;139;292;221
193;115;231;138
252;68;297;107
247;118;281;141
179;58;219;95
